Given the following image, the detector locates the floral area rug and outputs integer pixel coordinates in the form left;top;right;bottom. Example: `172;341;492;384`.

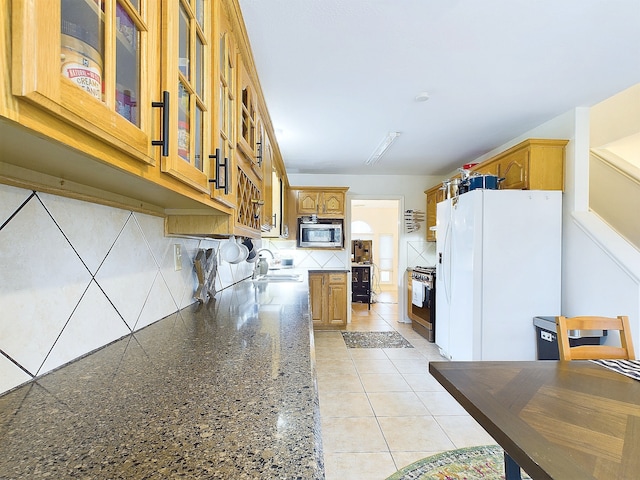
386;445;531;480
341;331;413;348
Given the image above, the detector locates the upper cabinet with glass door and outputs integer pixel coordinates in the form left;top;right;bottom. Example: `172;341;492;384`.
211;2;237;209
159;0;211;193
236;57;260;173
10;0;154;164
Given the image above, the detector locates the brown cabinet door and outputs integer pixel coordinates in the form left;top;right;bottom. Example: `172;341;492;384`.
425;186;443;242
328;283;347;325
212;6;237;208
321;192;345;216
293;187;348;218
309;273;325;326
310;272;347;327
498;149;529;190
327;273;347;326
297;191;320;215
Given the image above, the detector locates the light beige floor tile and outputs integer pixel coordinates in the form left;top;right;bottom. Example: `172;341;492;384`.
353;358;399;374
315;348;351;360
319;391;374;417
377;416;456;452
316;373;364;393
402;373;448;392
383;348;426;360
316;300;501;479
416;349;448;361
316;357;356;374
391;451;442;472
314;332;346;341
315;345;349;355
359;373;412;392
348;348;388;360
415;391;469;415
314;342;347;351
324;452;398;480
367;391;430;417
321;417;388;453
343;322;394;332
390;358;429;374
434;415;497;448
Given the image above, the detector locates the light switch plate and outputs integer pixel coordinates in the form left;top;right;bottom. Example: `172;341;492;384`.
174;244;182;271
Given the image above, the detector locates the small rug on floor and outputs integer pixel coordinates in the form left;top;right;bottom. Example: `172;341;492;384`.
385;445;531;480
341;331;413;348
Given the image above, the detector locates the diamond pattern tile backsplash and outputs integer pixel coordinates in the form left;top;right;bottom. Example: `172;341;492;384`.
0;184;252;395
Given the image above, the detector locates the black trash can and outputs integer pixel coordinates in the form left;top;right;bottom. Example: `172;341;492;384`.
533;316;608;360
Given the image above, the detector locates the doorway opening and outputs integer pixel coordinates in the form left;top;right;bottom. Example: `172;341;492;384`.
350;199;400;304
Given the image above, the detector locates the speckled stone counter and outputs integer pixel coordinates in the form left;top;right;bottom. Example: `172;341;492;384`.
0;279;323;479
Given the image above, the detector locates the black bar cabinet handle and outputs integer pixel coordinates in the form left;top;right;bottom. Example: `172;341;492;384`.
152;90;169;157
208;148;229;195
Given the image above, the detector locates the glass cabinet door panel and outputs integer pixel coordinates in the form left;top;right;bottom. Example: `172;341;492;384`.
195;34;204;99
178;81;190;161
115;2;140;125
60;0;105;102
195;0;205;28
159;0;209;192
195;106;204;171
219;83;226;138
212;25;236;207
178;4;190;81
7;0;153;163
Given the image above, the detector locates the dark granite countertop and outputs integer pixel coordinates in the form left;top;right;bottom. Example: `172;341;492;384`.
306;269;350;273
0;280;323;479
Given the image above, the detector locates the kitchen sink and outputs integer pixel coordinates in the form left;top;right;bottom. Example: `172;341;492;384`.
253;273;303;283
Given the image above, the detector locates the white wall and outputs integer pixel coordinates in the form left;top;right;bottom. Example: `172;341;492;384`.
0;184;253;395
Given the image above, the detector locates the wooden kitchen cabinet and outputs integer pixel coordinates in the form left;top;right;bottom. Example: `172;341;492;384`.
3;0;287;238
210;0;237;209
262;145;288;237
310;272;348;329
424;138;568;242
5;0;227;217
237;58;259;169
10;0;156;165
295;187;348;217
425;185;444;242
472;139;568;191
159;0;212;193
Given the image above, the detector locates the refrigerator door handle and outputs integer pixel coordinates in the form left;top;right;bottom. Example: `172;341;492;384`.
443;222;452;304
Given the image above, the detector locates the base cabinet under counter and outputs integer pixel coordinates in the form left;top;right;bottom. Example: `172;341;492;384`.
310;271;348;329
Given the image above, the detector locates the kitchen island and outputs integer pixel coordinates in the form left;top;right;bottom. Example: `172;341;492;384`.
0;279;323;479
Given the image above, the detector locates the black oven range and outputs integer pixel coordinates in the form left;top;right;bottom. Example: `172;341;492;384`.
409;266;436;342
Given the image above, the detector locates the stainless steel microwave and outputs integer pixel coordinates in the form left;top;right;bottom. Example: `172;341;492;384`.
298;218;343;248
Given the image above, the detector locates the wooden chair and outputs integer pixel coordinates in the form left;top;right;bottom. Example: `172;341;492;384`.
555;315;636;361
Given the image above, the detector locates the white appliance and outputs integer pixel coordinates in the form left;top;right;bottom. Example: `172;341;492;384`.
435;189;562;361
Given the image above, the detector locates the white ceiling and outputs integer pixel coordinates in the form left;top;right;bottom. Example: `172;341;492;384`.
238;0;640;176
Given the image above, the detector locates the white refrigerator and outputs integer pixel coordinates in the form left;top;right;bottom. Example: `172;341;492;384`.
435;189;562;361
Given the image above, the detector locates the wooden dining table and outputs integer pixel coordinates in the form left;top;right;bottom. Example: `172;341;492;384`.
429;361;640;480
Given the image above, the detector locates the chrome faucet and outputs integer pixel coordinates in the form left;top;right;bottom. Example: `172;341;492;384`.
257;248;275;259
